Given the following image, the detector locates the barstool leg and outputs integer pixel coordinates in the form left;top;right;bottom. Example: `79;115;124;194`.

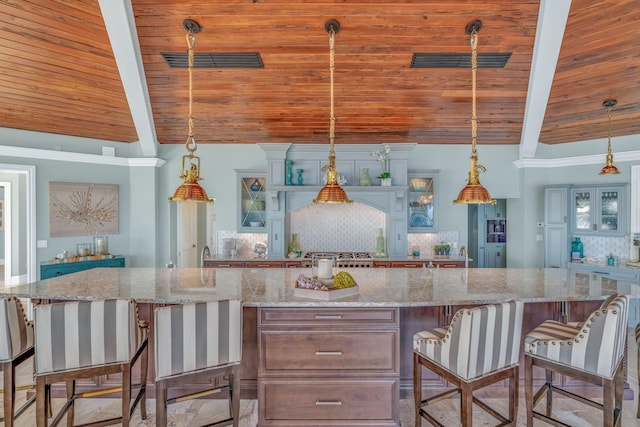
122;369;131;427
524;355;533;427
66;380;75;427
603;376;614;427
3;361;15;427
460;381;473;426
36;377;47;427
232;366;241;427
413;353;422;426
545;369;553;416
156;379;168;427
509;367;518;424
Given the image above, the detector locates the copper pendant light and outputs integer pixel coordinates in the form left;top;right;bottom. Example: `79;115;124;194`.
599;99;620;175
453;20;496;205
169;19;214;203
313;19;352;204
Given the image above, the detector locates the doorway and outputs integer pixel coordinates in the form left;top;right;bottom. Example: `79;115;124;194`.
0;164;36;288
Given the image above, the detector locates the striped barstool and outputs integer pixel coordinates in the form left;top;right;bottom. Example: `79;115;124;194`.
524;294;628;427
34;298;149;427
154;299;242;427
0;297;35;427
413;300;524;426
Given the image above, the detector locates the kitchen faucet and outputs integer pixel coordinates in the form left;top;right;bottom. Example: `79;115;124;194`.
459;245;468;269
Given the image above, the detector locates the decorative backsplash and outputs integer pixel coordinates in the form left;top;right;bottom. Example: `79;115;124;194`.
571;235;631;263
290;203;385;253
217;201;460;257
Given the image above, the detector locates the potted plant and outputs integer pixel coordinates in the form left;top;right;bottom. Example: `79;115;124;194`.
434;243;451;258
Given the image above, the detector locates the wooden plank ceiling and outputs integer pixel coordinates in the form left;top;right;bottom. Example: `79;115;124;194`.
0;0;639;149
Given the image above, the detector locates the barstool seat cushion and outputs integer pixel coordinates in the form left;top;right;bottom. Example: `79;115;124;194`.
35;299;140;374
414;301;523;381
525;294;628;379
0;297;33;361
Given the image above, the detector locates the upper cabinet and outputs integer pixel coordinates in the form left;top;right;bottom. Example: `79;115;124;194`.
237;171;267;232
570;184;627;237
408;171;438;232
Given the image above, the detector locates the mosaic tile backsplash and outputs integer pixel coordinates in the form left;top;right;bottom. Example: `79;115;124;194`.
217;202;459;257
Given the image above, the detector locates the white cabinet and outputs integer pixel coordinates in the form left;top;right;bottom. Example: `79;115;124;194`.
237;171;267;232
544;186;568;268
407;171;438;232
570;185;627;237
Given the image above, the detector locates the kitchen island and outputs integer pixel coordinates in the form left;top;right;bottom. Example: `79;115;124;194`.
4;267;639;426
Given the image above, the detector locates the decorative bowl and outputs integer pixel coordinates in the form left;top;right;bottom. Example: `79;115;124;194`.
249;221;263;227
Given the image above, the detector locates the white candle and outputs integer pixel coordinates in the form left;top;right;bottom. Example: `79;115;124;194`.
317;259;333;279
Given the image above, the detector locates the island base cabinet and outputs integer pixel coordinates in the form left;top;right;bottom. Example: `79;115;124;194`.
258;307;400;426
259;379;399;426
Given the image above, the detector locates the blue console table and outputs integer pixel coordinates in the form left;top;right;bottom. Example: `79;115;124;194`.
40;257;125;279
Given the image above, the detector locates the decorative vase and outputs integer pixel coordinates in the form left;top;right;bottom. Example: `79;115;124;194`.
250;178;262;191
376;228;385;254
360;168;372;186
380;177;392;187
285;160;294;186
296;169;304;185
288;233;301;257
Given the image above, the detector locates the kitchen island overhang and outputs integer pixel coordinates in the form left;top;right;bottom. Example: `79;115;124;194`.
6;267;639;307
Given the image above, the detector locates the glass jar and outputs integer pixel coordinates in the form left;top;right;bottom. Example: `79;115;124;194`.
312;253;337;281
76;243;92;257
93;235;109;255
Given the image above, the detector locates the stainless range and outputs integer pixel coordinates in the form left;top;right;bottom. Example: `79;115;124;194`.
301;252;373;268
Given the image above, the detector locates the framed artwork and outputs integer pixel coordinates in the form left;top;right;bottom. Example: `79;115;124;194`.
49;182;119;237
0;200;3;231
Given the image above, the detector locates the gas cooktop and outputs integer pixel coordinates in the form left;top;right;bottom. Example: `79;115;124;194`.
301;252;373;267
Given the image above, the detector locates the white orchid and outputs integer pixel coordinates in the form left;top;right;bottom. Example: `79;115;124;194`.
371;144;391;178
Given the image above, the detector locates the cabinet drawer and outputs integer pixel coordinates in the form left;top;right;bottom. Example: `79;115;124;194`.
261;330;398;374
202;261;244;268
390;261;423;268
260;307;398;326
245;261;284;268
260;378;399;425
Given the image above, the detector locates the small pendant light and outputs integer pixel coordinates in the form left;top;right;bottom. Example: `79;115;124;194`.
313;19;352;204
453;20;496;205
599;99;620;175
169;19;214;203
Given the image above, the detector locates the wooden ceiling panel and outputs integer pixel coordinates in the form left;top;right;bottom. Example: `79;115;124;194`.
0;0;638;149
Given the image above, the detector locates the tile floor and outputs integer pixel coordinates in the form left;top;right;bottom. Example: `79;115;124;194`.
3;328;640;426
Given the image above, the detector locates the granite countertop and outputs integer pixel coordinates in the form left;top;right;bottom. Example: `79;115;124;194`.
4;267;639;307
568;260;640;272
205;255;470;262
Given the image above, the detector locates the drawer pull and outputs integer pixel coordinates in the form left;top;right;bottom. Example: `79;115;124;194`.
315;400;342;406
315;351;343;356
314;315;342;319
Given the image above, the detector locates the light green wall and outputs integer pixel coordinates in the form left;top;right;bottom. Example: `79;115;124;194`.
1;141;638;271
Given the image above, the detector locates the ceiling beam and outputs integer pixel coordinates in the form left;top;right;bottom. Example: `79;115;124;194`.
98;0;158;157
519;0;572;159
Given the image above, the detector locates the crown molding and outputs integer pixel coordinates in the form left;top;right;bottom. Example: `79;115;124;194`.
513;150;640;169
0;145;165;167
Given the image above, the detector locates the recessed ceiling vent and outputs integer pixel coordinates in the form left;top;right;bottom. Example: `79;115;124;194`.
162;52;264;68
410;53;511;68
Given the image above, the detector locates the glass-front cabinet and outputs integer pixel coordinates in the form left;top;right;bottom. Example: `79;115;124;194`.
570;185;627;237
408;171;438;232
237;171;267;232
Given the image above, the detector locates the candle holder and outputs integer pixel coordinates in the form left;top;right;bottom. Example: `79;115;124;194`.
311;253;337;283
93;235;109;255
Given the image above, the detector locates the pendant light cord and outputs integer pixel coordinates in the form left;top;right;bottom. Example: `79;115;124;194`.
329;27;336;157
606;103;613;156
186;30;197;157
470;29;478;157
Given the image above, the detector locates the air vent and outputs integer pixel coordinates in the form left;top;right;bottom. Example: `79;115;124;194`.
162;52;264;68
410;53;511;68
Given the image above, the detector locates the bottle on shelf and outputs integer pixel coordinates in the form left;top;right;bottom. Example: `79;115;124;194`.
571;237;584;261
376;228;385;254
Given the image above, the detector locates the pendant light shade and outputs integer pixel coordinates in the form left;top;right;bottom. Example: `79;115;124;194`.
453;20;496;206
169;19;214;204
599;99;620;175
313;19;352;204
